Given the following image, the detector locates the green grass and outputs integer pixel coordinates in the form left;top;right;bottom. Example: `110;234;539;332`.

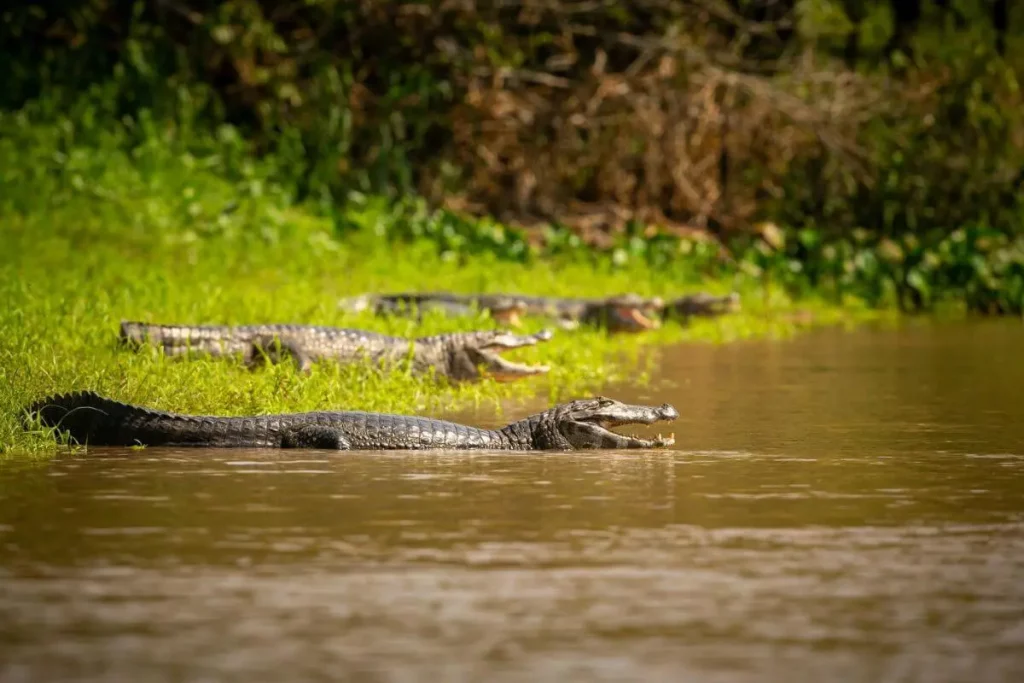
0;114;882;457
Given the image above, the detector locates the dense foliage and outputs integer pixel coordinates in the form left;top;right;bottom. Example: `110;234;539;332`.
1;0;1022;313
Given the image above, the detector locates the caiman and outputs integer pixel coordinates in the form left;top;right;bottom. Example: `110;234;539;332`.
340;294;529;327
119;322;552;383
663;292;741;322
24;393;679;451
339;292;664;333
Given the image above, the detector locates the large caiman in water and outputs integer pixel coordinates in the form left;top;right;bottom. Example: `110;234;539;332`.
24;393;679;451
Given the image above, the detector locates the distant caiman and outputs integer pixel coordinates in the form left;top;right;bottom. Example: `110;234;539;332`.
341;294;532;328
340;291;742;331
663;292;741;322
119;322;552;383
25;393;679;451
339;292;666;332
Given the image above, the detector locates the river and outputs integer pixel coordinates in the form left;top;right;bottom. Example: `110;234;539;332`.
1;320;1022;682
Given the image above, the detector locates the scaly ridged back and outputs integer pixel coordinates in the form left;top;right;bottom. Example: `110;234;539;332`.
119;322;417;363
23;391;276;447
23;392;534;450
121;322;400;346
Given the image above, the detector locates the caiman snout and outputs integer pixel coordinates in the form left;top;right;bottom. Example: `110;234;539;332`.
590;295;665;333
487;301;529;328
453;329;555;383
653;403;679;421
555;397;680;449
480;329;553;348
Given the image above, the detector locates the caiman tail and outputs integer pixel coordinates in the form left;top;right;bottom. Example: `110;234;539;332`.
22;391;275;448
25;391;141;446
119;321;255;357
121;321;214;345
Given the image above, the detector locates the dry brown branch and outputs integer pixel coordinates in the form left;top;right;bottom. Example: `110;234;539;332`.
435;3;888;234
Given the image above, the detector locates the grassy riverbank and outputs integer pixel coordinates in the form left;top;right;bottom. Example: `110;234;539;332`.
1;214;874;456
0;117;880;456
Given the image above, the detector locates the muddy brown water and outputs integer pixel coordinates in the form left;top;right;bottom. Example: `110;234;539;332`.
1;320;1023;682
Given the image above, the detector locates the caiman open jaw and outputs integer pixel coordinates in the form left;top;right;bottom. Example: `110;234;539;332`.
467;329;554;382
558;397;679;449
605;295;665;332
611;305;659;331
488;301;528;328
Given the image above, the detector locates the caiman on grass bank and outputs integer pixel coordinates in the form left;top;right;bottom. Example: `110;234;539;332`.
24;393;678;451
340;292;742;331
343;294;532;328
340;292;667;332
664;292;741;322
119;322;552;383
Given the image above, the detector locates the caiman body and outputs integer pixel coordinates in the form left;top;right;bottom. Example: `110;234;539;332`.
25;393;678;451
340;292;665;332
356;295;530;327
664;292;741;321
119;322;552;383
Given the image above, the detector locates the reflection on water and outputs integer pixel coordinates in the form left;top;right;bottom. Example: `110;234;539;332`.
1;321;1023;682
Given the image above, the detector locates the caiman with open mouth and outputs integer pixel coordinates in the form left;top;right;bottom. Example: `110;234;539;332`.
339;292;664;333
25;394;679;451
664;292;741;322
340;293;530;328
119;322;552;383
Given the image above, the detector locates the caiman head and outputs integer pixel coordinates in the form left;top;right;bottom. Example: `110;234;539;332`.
527;397;678;449
667;292;741;319
441;329;554;382
580;294;665;333
479;297;529;328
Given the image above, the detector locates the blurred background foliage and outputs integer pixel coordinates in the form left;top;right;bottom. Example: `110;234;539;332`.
1;0;1022;313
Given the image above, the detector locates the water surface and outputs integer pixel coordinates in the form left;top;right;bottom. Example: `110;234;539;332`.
1;320;1023;682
